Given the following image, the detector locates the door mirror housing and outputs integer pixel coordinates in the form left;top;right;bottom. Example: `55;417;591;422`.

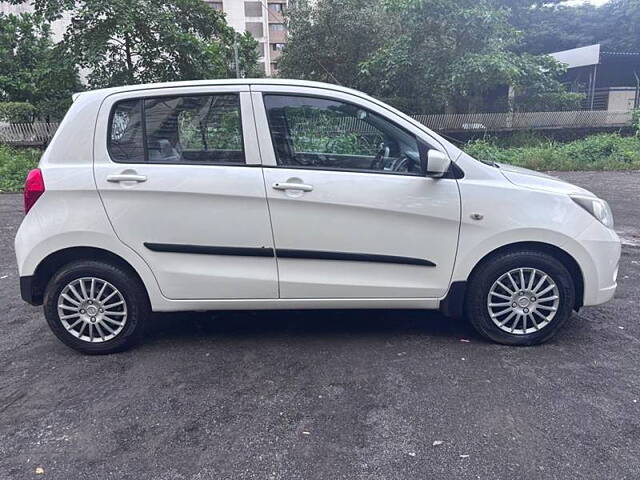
420;149;451;178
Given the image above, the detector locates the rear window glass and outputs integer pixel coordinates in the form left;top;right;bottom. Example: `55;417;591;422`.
109;100;145;163
108;94;244;165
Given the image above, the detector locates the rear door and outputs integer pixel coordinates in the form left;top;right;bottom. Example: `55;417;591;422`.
93;85;277;300
252;86;461;299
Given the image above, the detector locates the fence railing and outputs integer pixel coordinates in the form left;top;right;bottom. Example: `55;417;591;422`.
0;110;634;147
413;110;633;132
0;122;60;146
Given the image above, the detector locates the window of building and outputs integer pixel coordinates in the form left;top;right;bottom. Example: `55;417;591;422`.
245;22;264;38
263;95;422;175
109;94;244;165
269;23;285;32
268;3;284;12
258;42;265;58
244;1;262;17
203;1;223;10
272;43;285;51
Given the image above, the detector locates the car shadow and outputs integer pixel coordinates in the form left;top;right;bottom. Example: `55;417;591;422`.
143;309;478;345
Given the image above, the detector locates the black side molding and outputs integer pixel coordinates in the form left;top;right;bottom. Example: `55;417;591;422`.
144;243;275;257
276;249;436;267
144;243;436;267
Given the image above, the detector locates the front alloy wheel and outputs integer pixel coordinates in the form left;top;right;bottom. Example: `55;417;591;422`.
465;250;575;346
487;268;560;335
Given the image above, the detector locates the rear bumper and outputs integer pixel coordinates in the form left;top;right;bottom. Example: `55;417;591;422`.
20;275;41;306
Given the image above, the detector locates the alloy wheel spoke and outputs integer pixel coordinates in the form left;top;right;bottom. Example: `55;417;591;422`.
68;284;84;302
533;274;548;293
497;281;514;295
58;304;79;312
96;282;108;301
100;320;116;335
79;279;89;300
77;322;87;338
490;291;511;301
67;318;83;330
538;295;559;303
95;323;106;342
498;311;516;327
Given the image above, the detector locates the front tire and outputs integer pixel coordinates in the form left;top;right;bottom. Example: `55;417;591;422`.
43;260;149;354
465;250;575;346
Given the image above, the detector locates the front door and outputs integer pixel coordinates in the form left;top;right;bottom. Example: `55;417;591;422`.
94;86;277;300
256;91;461;299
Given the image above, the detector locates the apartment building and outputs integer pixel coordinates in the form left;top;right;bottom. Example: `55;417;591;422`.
2;0;288;77
204;0;288;76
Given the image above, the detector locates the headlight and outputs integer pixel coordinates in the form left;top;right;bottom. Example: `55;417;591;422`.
570;195;614;229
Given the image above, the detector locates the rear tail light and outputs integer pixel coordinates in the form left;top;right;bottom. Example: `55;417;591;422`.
24;168;45;214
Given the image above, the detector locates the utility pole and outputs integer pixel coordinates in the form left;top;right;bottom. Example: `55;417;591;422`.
234;40;240;78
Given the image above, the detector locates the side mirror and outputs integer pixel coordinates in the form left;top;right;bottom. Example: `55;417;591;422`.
422;149;451;178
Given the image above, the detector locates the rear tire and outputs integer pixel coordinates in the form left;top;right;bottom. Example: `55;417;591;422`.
43;260;149;354
465;250;575;346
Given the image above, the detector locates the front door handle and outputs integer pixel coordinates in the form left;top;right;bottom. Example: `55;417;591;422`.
272;182;313;192
107;173;148;183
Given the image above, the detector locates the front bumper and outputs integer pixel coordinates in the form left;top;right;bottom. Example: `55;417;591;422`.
574;220;621;307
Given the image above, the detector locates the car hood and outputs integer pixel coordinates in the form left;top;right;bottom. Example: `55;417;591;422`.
497;163;596;197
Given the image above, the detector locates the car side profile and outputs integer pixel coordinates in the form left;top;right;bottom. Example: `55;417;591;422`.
15;79;620;354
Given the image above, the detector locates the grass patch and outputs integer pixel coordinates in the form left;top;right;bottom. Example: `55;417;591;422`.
0;145;41;193
464;133;640;171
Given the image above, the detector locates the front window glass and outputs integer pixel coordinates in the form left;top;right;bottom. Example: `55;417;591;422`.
263;94;421;175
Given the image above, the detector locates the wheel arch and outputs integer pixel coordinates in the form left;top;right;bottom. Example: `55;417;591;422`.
28;246;150;306
441;241;584;318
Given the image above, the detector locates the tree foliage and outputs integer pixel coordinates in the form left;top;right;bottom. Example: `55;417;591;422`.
509;0;640;55
6;0;262;88
0;12;80;119
279;0;578;113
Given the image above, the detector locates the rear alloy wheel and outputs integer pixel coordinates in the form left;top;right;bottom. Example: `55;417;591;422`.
44;260;149;354
57;277;128;343
466;250;575;345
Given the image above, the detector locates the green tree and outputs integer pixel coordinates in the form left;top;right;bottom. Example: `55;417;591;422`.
8;0;262;88
280;0;577;113
0;12;80;120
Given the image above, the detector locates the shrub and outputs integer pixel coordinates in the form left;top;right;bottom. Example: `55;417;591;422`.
0;145;41;192
464;133;640;171
0;102;37;123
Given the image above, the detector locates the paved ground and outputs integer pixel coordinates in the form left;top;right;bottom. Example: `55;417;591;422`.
1;171;639;480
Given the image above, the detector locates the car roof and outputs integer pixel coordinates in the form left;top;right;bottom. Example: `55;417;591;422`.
74;78;369;101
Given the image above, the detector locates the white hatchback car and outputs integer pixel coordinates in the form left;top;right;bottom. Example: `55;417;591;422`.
15;79;620;354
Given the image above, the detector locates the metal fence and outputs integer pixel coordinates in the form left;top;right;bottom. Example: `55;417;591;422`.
0;122;60;146
0;110;634;147
413;110;633;132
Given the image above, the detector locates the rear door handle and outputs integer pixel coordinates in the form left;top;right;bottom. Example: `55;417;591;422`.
272;182;313;192
107;174;147;183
